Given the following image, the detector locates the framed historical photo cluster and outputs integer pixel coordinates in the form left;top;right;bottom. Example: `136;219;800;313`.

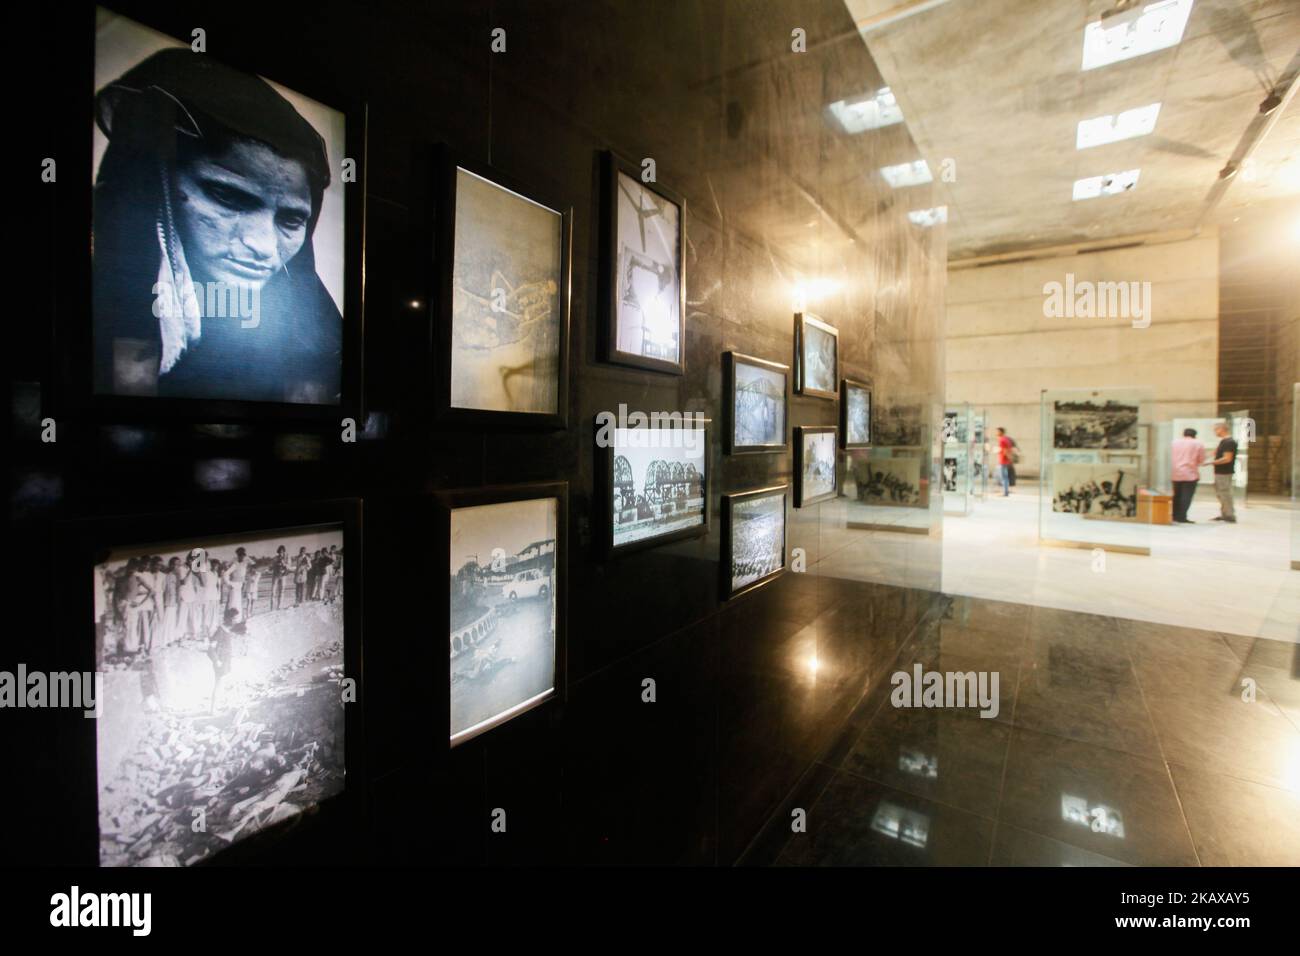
436;483;568;747
601;151;686;374
80;6;366;423
795;313;839;400
795;426;839;508
721;485;789;601
434;151;573;429
58;498;363;867
601;416;709;556
724;351;790;454
841;378;872;449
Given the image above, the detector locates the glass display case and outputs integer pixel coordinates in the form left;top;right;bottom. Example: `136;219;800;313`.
1293;383;1299;571
942;403;972;516
971;410;988;501
842;399;932;536
1039;387;1154;554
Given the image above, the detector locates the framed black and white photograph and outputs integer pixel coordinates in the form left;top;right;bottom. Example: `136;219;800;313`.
942;411;962;444
942;455;960;492
841;378;872;449
873;403;926;447
59;498;361;867
795;426;839;508
84;7;365;421
602;416;709;555
1052;463;1139;520
724;351;789;454
721;485;788;600
601;151;685;374
795;313;838;400
722;486;780;598
852;456;924;507
1053;398;1139;450
438;483;567;746
435;152;572;429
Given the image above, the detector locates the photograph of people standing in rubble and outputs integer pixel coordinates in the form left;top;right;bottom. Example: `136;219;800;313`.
92;524;346;866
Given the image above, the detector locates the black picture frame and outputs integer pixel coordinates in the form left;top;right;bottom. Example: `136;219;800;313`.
599;150;687;375
794;313;839;401
720;484;788;601
432;148;572;430
61;4;368;426
597;413;710;557
841;378;872;449
724;350;790;455
794;425;839;508
55;496;365;868
434;481;568;747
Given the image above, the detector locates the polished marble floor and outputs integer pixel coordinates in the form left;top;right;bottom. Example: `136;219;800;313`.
750;596;1300;866
942;484;1300;641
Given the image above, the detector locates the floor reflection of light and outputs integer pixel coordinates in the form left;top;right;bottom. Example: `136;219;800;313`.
899;747;938;779
1061;794;1126;839
807;653;821;679
871;801;930;848
195;459;252;491
1280;735;1300;791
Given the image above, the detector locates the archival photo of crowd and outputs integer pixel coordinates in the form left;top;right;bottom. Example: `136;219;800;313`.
726;489;786;596
853;457;924;507
1053;398;1140;450
449;497;558;744
1051;464;1140;520
93;524;346;867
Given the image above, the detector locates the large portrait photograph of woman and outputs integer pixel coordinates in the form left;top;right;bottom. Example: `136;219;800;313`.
91;9;353;407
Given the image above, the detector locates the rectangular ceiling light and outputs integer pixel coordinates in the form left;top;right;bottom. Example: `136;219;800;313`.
908;206;948;227
880;159;933;188
1072;168;1141;200
827;87;904;134
1081;0;1194;71
1076;102;1162;148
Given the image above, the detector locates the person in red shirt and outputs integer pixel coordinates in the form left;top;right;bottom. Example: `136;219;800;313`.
995;427;1014;496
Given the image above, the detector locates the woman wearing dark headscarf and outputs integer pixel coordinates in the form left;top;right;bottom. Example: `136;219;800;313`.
93;49;342;402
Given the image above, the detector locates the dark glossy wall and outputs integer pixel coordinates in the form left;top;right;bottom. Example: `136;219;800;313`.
9;0;946;865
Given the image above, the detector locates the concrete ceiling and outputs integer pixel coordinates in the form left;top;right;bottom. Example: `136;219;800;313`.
846;0;1300;259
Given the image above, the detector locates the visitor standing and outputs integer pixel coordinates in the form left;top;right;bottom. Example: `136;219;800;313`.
1170;427;1205;523
1210;422;1238;523
995;427;1014;496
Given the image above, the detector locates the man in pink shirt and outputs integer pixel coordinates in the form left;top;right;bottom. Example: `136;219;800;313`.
1171;427;1206;523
